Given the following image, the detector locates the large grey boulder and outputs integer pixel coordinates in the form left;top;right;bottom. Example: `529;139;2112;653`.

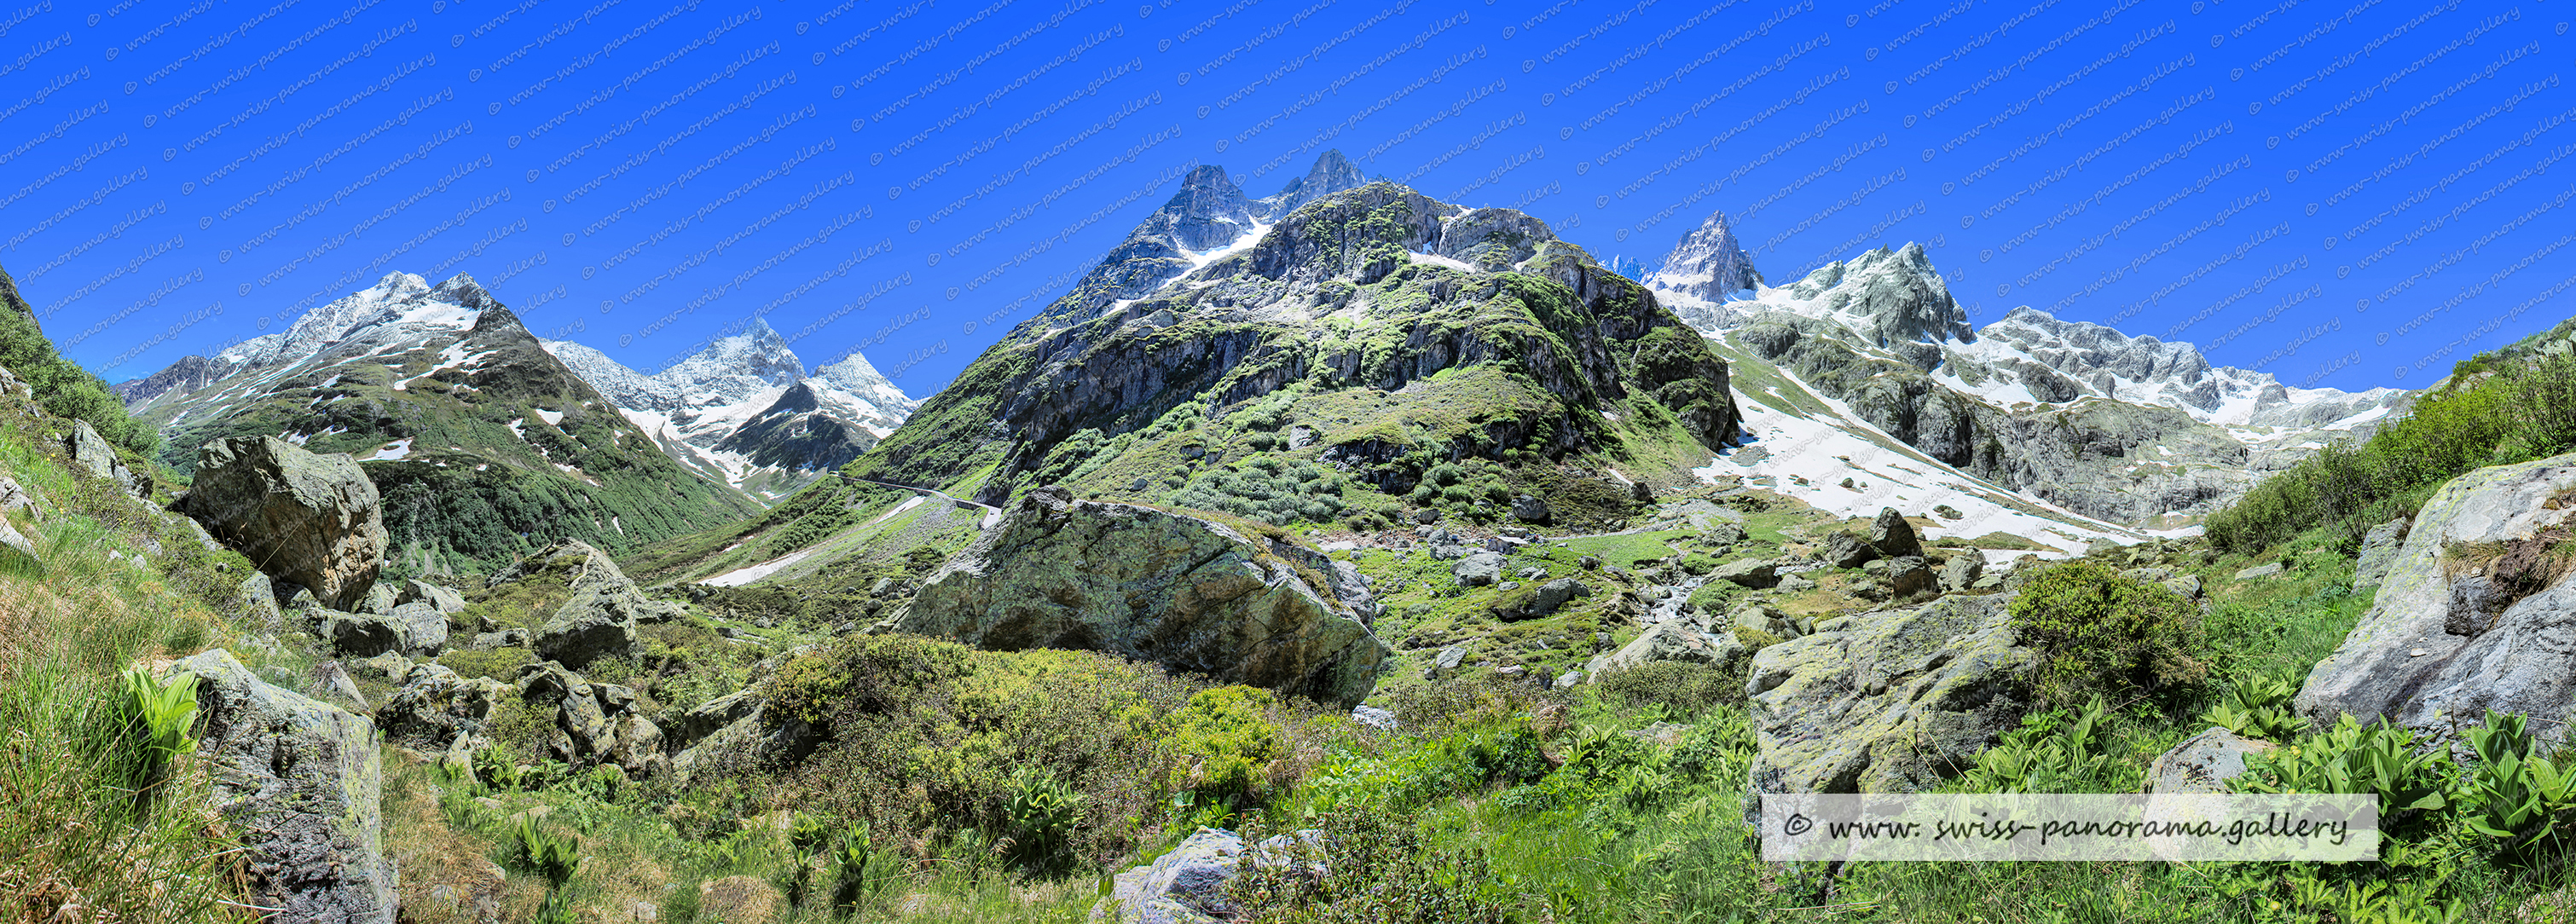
1939;547;1986;592
378;663;507;755
885;487;1388;706
391;603;449;655
323;609;405;658
1095;827;1317;924
670;689;825;783
1588;621;1747;676
2297;453;2576;739
177;436;387;610
1747;592;2039;793
1868;507;1921;557
176;650;395;923
508;540;645;670
2352;517;2410;592
67;419;148;497
394;579;470;615
227;572;285;630
1713;559;1780;589
2148;726;2274;794
0;515;33;563
1825;532;1878;568
1510;494;1554;525
1451;550;1506;587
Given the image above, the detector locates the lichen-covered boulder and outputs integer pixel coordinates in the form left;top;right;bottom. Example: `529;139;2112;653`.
67;419;148;497
2297;453;2576;738
1747;592;2039;793
2148;726;2274;794
177;436;387;610
1509;494;1554;525
1939;547;1986;592
1451;550;1505;587
504;540;644;670
177;649;395;923
2351;517;2410;592
1713;559;1779;589
886;487;1388;706
394;579;469;615
1094;827;1319;924
1588;621;1746;676
378;662;507;754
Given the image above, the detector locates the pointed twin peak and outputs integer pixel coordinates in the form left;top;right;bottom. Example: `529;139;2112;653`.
1157;150;1371;245
1260;149;1366;217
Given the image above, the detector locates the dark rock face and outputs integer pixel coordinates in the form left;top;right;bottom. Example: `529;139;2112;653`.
378;662;508;754
1868;507;1921;557
887;486;1389;706
1259;148;1367;217
178;436;388;610
1826;533;1878;569
712;380;882;475
177;650;395;924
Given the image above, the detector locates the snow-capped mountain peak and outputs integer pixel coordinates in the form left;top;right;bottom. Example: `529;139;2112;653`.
1641;210;1762;330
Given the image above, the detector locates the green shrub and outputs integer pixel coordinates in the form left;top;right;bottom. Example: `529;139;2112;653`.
0;305;159;458
2197;673;2307;741
1163;686;1287;804
2233;714;2450;833
1592;661;1741;714
1000;767;1088;869
2462;711;2576;863
1226;811;1520;924
510;815;581;887
2007;561;2208;706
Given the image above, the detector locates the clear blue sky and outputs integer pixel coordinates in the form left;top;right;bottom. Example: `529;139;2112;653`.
6;0;2568;396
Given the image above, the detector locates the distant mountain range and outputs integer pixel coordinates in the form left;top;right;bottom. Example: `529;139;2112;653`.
1651;212;2404;546
541;323;918;502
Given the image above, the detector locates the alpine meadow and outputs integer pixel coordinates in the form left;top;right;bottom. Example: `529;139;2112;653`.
11;2;2576;922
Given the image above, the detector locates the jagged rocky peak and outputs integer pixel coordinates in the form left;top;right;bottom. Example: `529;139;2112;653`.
113;355;232;404
1716;241;1968;372
1645;210;1762;307
1159;165;1262;252
1259;148;1368;218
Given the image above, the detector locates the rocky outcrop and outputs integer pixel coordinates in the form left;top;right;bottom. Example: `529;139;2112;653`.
177;650;395;923
1588;621;1747;677
518;662;663;776
378;663;507;755
1747;592;2038;793
489;540;672;669
67;420;148;497
670;689;822;783
395;580;468;615
1868;508;1921;557
2295;453;2576;739
885;486;1388;706
178;436;387;610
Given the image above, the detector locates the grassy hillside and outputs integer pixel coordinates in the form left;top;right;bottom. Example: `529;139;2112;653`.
2208;337;2576;553
142;305;759;576
0;356;257;921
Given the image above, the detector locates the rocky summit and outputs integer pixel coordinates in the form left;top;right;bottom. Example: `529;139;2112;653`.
848;151;1742;523
119;272;758;572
